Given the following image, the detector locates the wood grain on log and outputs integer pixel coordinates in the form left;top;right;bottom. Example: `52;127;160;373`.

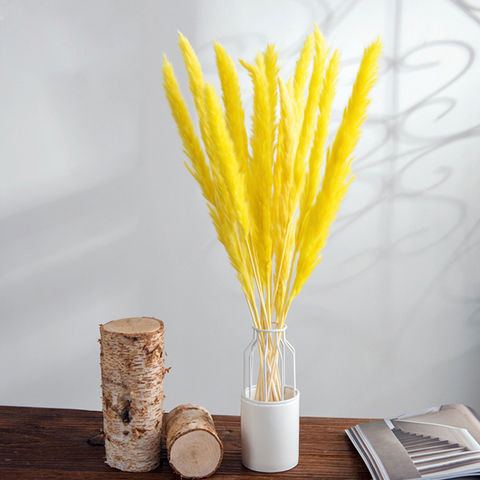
164;404;223;479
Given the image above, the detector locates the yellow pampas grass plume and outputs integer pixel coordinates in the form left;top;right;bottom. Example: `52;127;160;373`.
288;38;383;309
162;28;382;369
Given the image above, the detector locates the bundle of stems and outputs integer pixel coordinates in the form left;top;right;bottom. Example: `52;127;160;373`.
163;26;382;401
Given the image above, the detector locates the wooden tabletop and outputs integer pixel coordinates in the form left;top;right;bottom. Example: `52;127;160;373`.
0;405;373;479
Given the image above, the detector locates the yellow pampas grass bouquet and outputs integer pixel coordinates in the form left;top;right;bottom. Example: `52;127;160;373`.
162;26;382;405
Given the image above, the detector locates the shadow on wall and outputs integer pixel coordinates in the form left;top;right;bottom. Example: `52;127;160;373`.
188;0;480;416
0;175;144;405
1;0;480;415
0;0;200;409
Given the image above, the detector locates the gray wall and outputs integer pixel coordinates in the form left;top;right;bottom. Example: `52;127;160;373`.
1;0;480;418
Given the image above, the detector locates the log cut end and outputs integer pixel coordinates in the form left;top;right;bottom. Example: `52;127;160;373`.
102;316;162;334
170;430;222;479
164;404;223;479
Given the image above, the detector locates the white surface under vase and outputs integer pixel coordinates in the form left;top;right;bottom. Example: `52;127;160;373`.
241;325;299;472
241;385;300;472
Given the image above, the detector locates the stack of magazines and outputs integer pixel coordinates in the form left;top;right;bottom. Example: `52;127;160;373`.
347;404;480;480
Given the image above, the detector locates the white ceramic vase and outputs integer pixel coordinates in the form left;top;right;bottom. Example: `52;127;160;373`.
241;325;299;472
241;385;300;472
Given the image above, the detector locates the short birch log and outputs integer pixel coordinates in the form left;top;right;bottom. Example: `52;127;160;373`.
100;317;165;472
164;404;223;479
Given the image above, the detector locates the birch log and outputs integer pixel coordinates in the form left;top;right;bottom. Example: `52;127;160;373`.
100;317;165;472
164;404;223;479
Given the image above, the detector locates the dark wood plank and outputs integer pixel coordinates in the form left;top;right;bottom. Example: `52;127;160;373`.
0;406;374;479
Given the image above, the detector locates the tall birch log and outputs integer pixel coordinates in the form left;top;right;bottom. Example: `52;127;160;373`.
164;404;223;479
100;317;165;472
